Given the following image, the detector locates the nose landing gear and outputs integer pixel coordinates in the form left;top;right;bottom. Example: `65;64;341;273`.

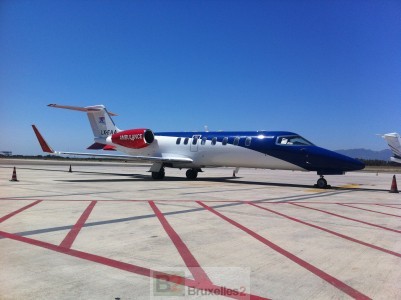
316;176;329;189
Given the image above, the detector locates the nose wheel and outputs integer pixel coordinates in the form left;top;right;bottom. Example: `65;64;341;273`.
316;176;329;189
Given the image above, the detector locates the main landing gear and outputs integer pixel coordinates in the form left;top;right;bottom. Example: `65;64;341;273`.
151;167;165;180
151;167;202;180
316;176;329;189
186;168;199;180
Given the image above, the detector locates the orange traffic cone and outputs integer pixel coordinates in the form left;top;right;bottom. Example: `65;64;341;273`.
68;165;72;173
10;167;18;182
389;175;399;193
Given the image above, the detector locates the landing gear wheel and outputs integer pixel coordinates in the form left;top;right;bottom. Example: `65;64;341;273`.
186;169;198;180
316;177;328;189
151;168;165;180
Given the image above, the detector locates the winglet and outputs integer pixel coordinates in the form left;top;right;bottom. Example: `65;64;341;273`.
32;125;54;153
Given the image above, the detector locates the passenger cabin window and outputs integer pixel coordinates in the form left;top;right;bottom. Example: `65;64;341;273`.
276;136;313;146
201;137;207;145
233;137;240;146
245;137;252;146
192;137;199;145
176;137;181;145
222;137;228;145
211;137;217;145
184;137;189;145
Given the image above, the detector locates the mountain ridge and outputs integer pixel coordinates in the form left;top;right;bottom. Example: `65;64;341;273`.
335;148;392;161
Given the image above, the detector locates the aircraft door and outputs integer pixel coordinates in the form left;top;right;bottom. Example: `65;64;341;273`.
190;135;201;152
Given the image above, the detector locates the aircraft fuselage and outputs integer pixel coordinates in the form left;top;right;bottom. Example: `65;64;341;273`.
110;130;365;176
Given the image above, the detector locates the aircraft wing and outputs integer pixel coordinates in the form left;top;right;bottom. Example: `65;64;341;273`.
51;151;193;163
32;125;193;164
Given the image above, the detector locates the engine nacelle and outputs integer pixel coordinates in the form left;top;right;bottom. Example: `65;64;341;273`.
110;128;155;149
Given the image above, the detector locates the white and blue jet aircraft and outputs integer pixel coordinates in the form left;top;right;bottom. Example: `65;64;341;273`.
32;104;365;188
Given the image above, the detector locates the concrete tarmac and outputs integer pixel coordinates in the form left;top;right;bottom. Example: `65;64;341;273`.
0;159;400;299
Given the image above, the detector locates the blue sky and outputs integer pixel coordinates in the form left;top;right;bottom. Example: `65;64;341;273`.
1;0;400;155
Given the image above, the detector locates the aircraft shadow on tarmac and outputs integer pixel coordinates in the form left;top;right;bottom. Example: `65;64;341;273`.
57;170;314;188
54;170;390;192
10;167;389;192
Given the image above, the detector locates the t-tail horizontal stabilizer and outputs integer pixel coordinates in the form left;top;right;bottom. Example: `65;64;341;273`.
48;104;120;140
47;104;118;116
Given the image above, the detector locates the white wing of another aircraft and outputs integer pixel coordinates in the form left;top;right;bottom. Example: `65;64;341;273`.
382;132;401;164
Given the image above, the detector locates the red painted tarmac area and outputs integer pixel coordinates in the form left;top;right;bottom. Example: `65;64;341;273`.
1;199;401;299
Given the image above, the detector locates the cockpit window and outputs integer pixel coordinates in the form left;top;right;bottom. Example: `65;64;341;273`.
276;135;313;146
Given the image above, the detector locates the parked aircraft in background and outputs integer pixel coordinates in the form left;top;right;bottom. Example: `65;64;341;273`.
32;104;365;188
382;132;401;164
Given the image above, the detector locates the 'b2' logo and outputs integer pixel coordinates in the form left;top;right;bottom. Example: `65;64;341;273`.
151;271;185;297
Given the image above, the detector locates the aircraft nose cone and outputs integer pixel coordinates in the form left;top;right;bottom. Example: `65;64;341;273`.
327;151;365;172
307;147;365;174
341;156;365;171
353;159;365;170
